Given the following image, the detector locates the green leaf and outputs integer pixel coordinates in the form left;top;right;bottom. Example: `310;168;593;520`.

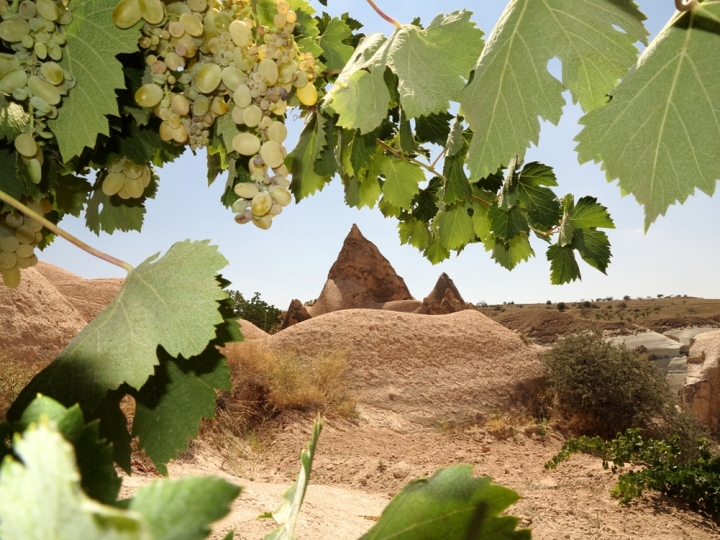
424;238;451;264
330;68;390;135
443;141;472;205
571;228;611;274
576;6;720;228
492;234;534;271
0;422;146;540
50;169;92;218
360;466;529;540
9;241;227;420
314;116;338;177
471;200;492;246
343;175;382;209
132;348;231;475
48;0;142;161
289;113;332;200
398;219;430;250
94;388;133;473
497;156;522;211
517;162;561;230
85;179;155;235
462;0;648;178
129;476;240;540
488;206;528;241
547;244;581;285
0;148;36;201
570;196;614;229
262;416;322;540
350;129;378;174
436;204;474;250
415;112;453;147
381;157;424;209
0;95;28;142
318;17;354;71
412;178;441;223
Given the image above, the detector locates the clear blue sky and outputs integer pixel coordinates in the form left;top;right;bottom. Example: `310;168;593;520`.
41;0;720;307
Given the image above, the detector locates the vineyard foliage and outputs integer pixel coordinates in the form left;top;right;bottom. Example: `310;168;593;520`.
1;0;719;538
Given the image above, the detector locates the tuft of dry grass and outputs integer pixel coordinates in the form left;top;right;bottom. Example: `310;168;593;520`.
0;355;40;420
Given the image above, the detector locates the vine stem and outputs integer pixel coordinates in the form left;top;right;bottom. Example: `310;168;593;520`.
674;0;698;11
366;0;402;29
0;189;134;273
377;140;443;179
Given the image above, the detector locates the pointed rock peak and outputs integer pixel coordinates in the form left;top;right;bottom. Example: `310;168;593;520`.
419;273;472;315
282;299;312;329
325;225;414;304
425;273;465;305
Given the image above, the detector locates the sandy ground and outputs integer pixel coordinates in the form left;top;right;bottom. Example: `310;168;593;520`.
121;411;719;540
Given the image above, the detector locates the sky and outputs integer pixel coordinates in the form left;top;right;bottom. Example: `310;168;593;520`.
40;0;720;308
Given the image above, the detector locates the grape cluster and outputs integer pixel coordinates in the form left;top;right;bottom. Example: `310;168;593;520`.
101;157;153;199
0;200;50;288
114;0;322;229
0;0;74;183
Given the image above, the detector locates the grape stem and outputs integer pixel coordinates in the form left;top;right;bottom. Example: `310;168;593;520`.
377;140;442;179
366;0;402;29
0;189;134;273
674;0;698;11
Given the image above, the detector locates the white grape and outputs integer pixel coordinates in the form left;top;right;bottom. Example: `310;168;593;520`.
260;140;286;169
251;192;272;216
267;121;287;143
269;185;292;207
233;182;259;199
232;132;261;156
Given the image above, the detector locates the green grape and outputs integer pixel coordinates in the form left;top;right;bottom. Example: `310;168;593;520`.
0;251;18;270
180;13;203;37
22;35;34;48
229;20;251;47
233;84;252;108
29;96;52;114
221;66;244;92
112;0;142;29
16;243;34;258
14;133;38;158
135;83;164;107
0;236;19;253
165;1;190;17
195;63;222;94
233;182;259;199
27;75;61;105
0;17;31;43
19;1;38;19
0;68;28;94
231;105;245;124
1;266;21;288
36;0;59;22
123;160;143;179
124;177;144;198
186;0;206;12
269;185;292;207
17;253;38;269
296;82;318;106
277;1;290;15
259;140;285;169
48;44;62;61
233;132;261;156
138;0;164;25
0;53;20;74
213;11;232;32
242;104;262;127
39;60;64;84
252;214;272;230
251;192;272;217
27;158;42;184
258;58;279;85
193;94;210;116
292;70;308;88
5;212;24;229
15;225;35;245
34;41;47;60
273;13;286;29
23;217;42;233
102;172;126;196
286;10;297;24
267;121;287;143
231;199;248;213
171;94;190;115
168;20;184;38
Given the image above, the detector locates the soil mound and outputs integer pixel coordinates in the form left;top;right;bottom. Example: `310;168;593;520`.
238;319;269;340
262;309;544;429
494;309;638;344
34;262;123;322
308;225;413;317
0;267;87;365
645;317;718;333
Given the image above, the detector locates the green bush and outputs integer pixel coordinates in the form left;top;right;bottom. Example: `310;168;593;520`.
229;291;282;334
542;332;702;445
556;301;567;312
546;428;720;516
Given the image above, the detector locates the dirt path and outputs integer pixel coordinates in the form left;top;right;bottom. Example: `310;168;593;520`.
122;411;719;540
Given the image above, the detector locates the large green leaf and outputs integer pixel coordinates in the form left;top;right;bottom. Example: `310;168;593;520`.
576;4;720;228
493;234;534;271
129;477;240;540
331;68;390;135
547;244;581;285
381;157;424;209
48;0;142;161
436;204;474;250
517;162;561;230
9;241;227;419
0;422;147;540
288;113;332;200
461;0;648;178
85;183;151;235
318;17;355;71
360;466;529;540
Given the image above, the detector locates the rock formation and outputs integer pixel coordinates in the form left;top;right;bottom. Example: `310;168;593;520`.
682;330;720;433
416;272;473;315
281;299;313;329
307;225;414;317
238;319;270;340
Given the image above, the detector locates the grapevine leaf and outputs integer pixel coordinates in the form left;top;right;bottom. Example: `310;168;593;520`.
399;108;414;154
0;95;28;142
330;68;390;134
381;157;424;209
461;0;648;178
48;0;142;161
318;17;355;71
497;156;522;211
360;466;529;540
314;115;338;177
436;204;474;250
94;388;133;473
424;239;450;265
571;228;611;274
518;161;558;187
0;148;35;201
492;234;534;271
350;129;379;174
0;422;146;540
398;219;430;250
576;5;720;228
445;117;465;157
16;396;120;505
50;169;92;218
132;348;231;475
415;112;453;147
412;178;441;223
488;206;528;241
443;142;472;205
570;196;615;229
261;417;322;540
85;180;151;235
517;163;561;230
343;175;382;209
129;477;241;540
9;241;227;420
289;113;331;200
471;200;492;245
547;244;581;285
255;0;278;26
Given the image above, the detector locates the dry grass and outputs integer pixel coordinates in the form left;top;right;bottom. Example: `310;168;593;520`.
0;355;40;420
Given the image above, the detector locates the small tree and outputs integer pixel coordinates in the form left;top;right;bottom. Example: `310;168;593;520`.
557;302;567;312
229;291;282;334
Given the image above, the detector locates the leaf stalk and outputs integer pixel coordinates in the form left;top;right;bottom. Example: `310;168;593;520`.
0;189;134;273
674;0;698;11
366;0;402;29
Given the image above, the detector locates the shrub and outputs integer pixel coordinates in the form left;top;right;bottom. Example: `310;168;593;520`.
546;300;552;305
229;290;282;334
556;301;567;312
542;332;702;444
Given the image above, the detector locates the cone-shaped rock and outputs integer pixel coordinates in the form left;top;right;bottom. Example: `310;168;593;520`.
416;272;473;315
308;225;414;317
282;299;313;329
